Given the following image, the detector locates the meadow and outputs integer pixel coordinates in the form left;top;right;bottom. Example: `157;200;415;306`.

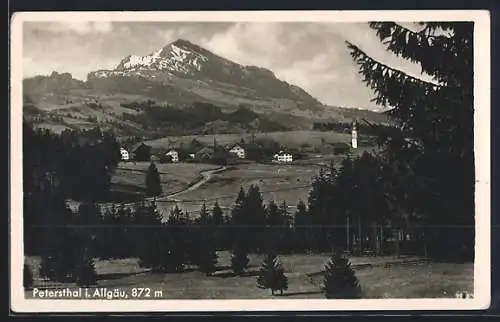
166;162;320;216
25;252;473;299
144;130;354;150
110;162;221;202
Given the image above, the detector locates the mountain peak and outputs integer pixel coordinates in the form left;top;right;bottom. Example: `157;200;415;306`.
171;38;195;47
88;39;323;108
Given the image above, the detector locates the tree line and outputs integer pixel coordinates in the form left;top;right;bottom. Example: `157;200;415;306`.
23;122;121;255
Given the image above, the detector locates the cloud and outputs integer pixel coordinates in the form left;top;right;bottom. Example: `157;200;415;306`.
22;21;437;110
32;21;114;34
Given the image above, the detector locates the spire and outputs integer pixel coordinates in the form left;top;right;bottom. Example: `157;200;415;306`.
351;120;358;149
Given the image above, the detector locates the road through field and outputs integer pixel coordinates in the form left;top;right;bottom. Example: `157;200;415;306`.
161;166;227;201
99;165;227;211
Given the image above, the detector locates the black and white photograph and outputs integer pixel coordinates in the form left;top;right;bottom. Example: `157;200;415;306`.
10;10;490;312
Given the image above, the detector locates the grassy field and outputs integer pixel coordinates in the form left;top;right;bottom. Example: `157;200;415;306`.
156;162;322;216
110;162;220;200
144;130;355;150
108;153;372;218
25;253;474;299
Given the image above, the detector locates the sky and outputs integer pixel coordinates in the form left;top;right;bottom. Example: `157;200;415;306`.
22;21;433;111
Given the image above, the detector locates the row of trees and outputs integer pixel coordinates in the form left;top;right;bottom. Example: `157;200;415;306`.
31;188;362;298
23;123;121;255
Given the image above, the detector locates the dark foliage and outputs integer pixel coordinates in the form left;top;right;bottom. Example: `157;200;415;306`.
322;251;362;299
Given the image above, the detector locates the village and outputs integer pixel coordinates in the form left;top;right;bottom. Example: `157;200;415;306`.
118;122;359;165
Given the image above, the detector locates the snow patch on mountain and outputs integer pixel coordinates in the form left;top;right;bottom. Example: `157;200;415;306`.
121;47;164;69
113;42;209;76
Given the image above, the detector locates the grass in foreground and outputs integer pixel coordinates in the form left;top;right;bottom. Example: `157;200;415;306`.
25;252;473;299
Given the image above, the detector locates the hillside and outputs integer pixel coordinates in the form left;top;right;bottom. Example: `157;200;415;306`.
22;38;390;138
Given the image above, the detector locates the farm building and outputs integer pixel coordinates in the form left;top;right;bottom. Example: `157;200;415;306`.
229;144;246;159
130;142;152;162
165;150;179;163
273;151;293;163
120;147;130;161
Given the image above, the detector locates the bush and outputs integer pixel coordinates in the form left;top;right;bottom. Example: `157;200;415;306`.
322;251;361;299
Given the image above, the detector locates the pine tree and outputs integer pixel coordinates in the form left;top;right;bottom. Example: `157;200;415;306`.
212;201;224;226
293;200;310;252
265;200;282;253
134;201;165;270
199;247;218;276
322;251;361;299
256;253;288;296
75;254;97;286
23;263;33;290
243;185;267;252
307;168;337;252
163;205;190;272
196;202;218;275
231;246;249;275
39;194;81;282
211;201;225;250
346;22;474;260
278;200;293;253
145;162;162;198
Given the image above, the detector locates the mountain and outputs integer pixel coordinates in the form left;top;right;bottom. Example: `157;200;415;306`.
87;39;322;110
22;39;389;137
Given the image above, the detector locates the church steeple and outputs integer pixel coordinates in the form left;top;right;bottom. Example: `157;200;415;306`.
351;120;358;149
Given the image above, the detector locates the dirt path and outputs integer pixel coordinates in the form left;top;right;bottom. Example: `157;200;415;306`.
160;166;227;202
97;166;227;211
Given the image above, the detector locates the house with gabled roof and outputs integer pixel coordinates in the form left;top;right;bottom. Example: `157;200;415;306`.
228;144;245;159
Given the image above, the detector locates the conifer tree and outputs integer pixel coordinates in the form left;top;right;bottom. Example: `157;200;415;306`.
134;201;165;270
293;200;310;252
230;187;248;254
322;250;361;299
231;245;249;275
256;253;289;296
23;263;33;290
163;205;190;272
145;162;162;198
265;200;282;252
196;202;218;275
198;246;218;276
39;193;81;282
75;253;97;286
346;22;474;260
278;200;293;253
211;201;225;250
243;185;267;252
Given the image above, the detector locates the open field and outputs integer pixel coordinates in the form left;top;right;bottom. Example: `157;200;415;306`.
25;253;473;299
144;130;355;150
108;152;375;217
154;162;322;217
110;162;221;200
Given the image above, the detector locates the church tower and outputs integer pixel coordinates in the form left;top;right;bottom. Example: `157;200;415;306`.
351;121;358;149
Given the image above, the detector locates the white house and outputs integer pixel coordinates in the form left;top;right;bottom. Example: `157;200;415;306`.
120;148;130;161
351;121;358;149
166;150;179;163
273;151;293;163
188;153;196;159
229;144;246;159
